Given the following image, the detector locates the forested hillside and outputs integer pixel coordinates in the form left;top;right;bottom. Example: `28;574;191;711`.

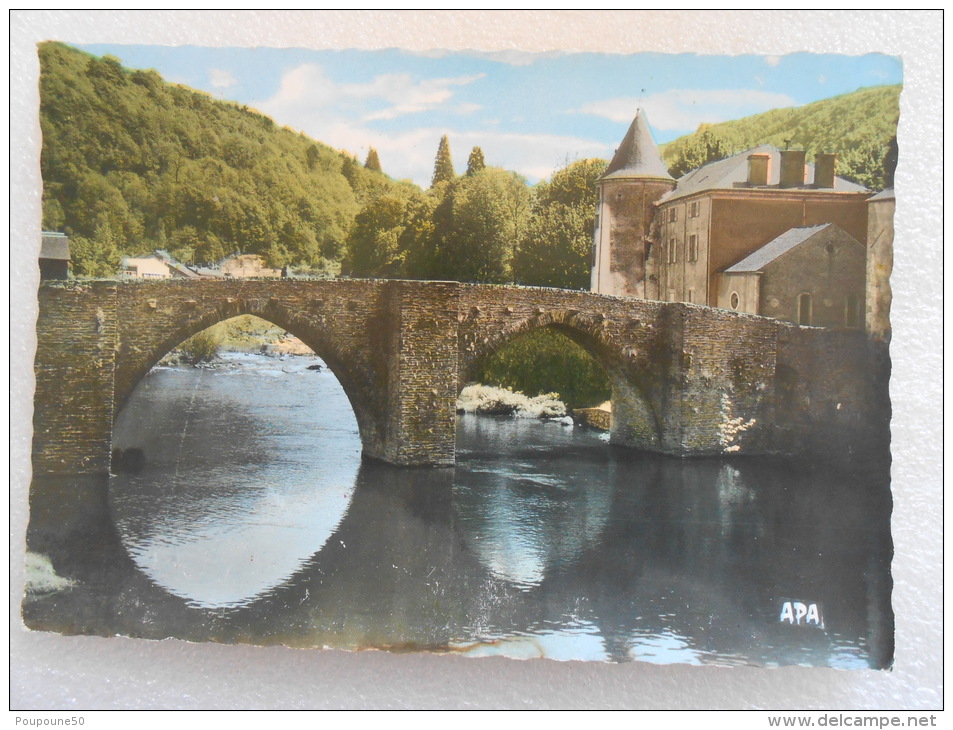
39;42;405;276
662;84;901;189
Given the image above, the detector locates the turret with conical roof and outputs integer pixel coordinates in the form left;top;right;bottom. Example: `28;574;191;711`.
602;110;675;182
591;109;675;299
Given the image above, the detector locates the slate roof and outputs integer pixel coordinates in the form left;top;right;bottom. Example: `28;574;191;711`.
724;224;832;273
868;187;895;202
602;110;674;182
168;262;200;278
40;231;70;260
660;145;868;203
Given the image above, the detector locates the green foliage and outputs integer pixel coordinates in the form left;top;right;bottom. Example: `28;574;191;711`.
343;191;419;277
514;158;606;289
364;147;382;173
177;324;225;364
66;230;122;278
661;85;901;190
397;186;444;280
666;128;730;178
425;168;531;283
431;135;455;187
38;42;410;274
473;328;611;411
515;204;593;290
466;146;485;176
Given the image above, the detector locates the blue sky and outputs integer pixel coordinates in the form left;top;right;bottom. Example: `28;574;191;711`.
79;44;902;188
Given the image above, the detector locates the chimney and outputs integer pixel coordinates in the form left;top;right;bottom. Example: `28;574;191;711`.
814;153;836;188
779;150;806;188
747;153;770;186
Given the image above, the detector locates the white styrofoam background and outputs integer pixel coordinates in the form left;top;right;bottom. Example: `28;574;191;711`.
9;10;942;710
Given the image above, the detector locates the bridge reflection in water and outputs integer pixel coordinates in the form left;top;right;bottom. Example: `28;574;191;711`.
24;353;892;668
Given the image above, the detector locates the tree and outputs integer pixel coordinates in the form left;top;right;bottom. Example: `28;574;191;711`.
398;188;444;280
514;203;592;290
666;129;729;178
364;148;382;173
305;144;321;170
432;168;531;284
431;135;455;187
68;219;122;278
883;135;898;189
513;158;606;289
343;193;414;277
466;146;486;176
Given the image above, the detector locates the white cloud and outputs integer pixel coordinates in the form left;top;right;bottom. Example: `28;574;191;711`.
258;63;485;126
265;106;608;188
764;55;782;67
209;68;237;90
577;88;798;132
255;63;593;187
455;102;483;116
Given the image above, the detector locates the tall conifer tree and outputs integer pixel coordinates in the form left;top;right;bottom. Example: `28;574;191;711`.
431;135;455;186
466;146;486;176
364;147;382;173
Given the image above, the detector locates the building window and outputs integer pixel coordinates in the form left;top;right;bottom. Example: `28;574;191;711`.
667;237;677;264
668;288;676;302
688;234;698;262
845;293;861;328
689;201;699;218
798;293;813;326
688;288;696;304
594;213;600;230
730;292;740;310
668;207;677;223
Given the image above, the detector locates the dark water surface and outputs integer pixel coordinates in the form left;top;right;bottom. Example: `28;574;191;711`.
25;353;893;667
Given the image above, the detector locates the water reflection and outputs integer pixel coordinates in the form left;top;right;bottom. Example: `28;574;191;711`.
454;416;613;590
24;354;892;668
109;354;361;608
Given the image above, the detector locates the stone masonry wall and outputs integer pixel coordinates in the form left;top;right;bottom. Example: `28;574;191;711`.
33;282;119;475
774;326;881;460
381;281;459;466
677;304;778;455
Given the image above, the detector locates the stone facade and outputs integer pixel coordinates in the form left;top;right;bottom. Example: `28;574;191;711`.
866;189;895;342
592;114;888;334
717;224;866;328
592;178;674;299
660;189;870;308
33;279;882;478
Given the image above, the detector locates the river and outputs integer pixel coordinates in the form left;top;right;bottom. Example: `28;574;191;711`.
24;352;893;667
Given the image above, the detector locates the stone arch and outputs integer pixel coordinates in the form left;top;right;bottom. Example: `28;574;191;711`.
460;310;663;449
112;296;382;460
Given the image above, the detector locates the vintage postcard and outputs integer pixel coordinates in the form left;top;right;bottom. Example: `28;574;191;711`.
23;39;900;671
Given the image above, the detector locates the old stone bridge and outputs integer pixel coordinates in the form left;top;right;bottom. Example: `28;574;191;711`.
32;278;882;476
